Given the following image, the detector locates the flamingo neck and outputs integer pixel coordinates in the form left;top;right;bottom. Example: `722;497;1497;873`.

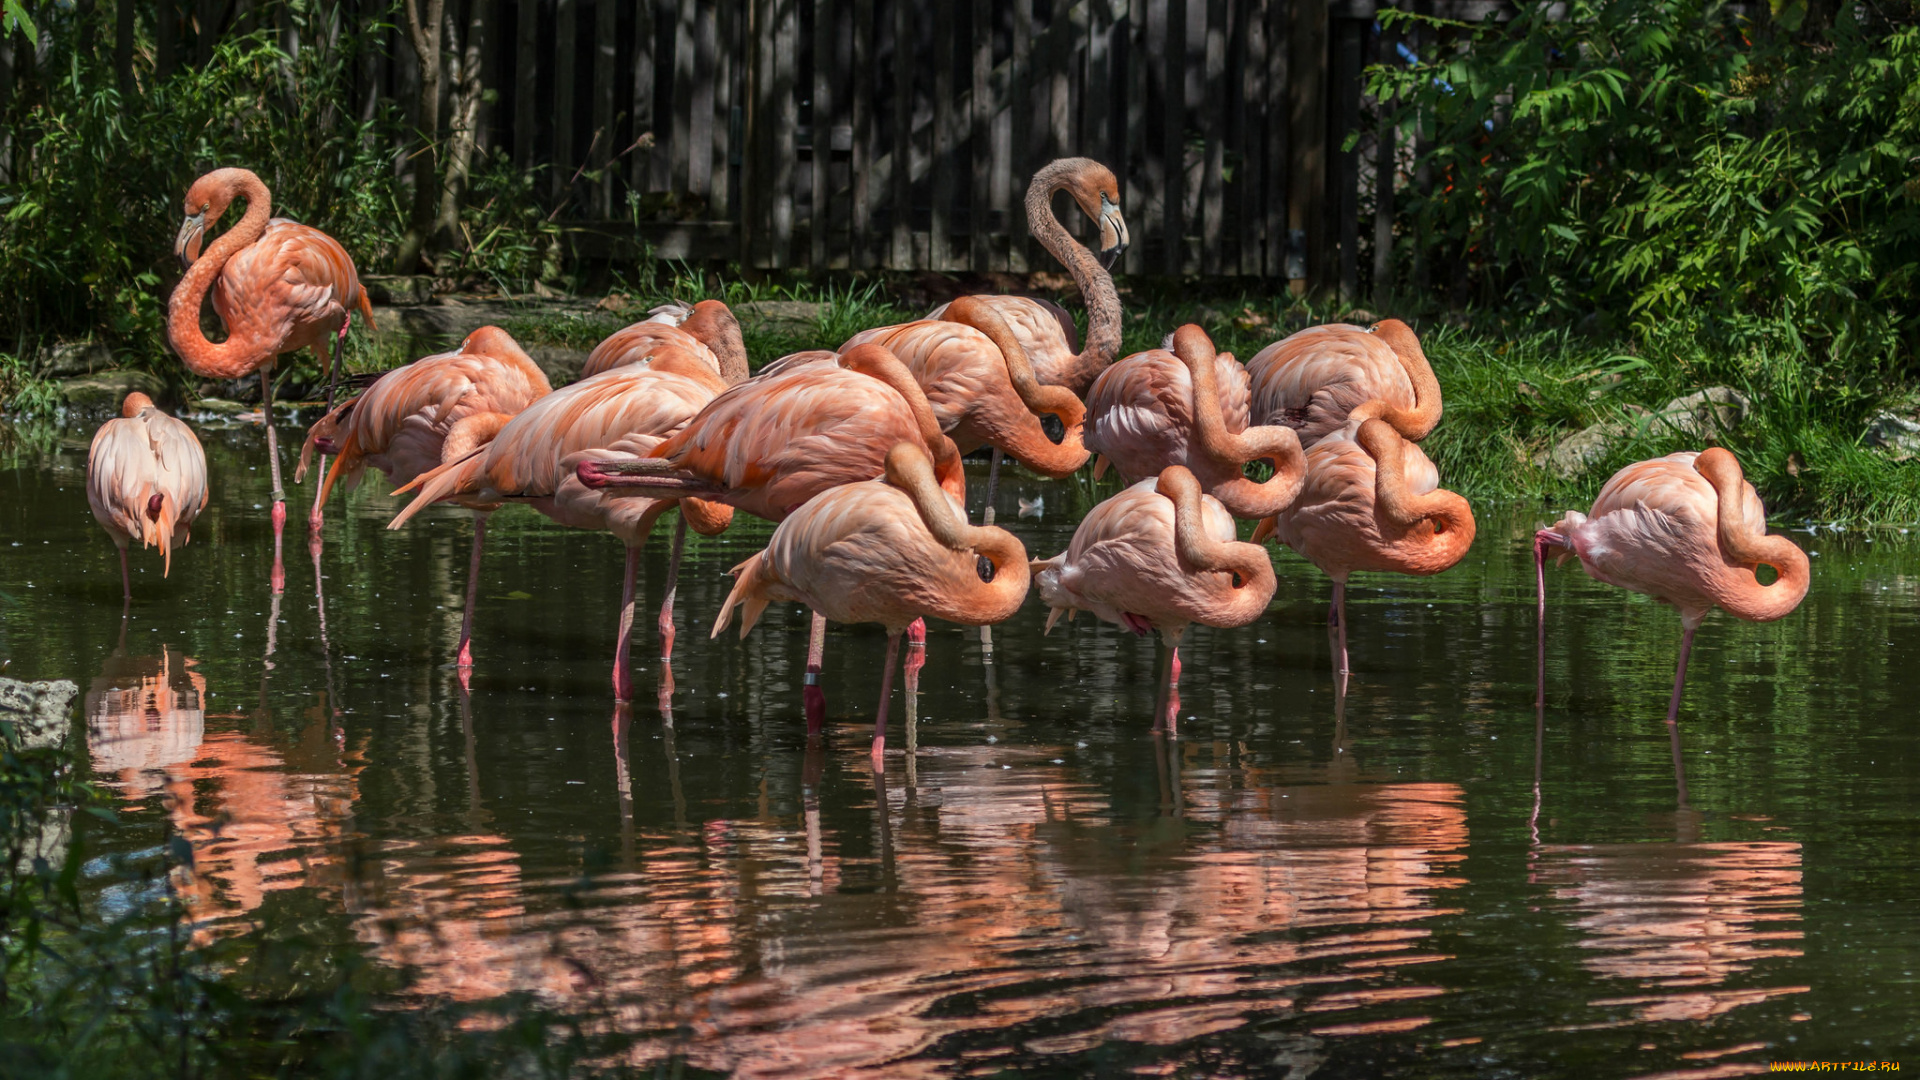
1159;466;1276;623
1027;164;1120;395
168;173;274;378
1694;448;1811;622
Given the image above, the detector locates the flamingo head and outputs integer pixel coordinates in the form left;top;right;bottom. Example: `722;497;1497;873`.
1062;160;1129;269
177;167;258;264
1535;513;1586;566
122;392;156;418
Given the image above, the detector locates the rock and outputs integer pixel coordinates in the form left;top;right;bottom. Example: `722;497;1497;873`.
736;300;825;337
59;370;168;419
0;677;78;751
189;396;250;416
40;339;115;378
527;346;590;387
360;274;436;306
1650;386;1750;440
1535;387;1750;480
373;298;597;343
1339;308;1378;325
1863;412;1920;461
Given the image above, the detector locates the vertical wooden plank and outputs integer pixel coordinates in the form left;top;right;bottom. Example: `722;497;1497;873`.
1201;0;1226;275
1162;0;1186;276
742;0;766;265
1121;0;1147;275
1372;19;1395;305
593;0;618;216
970;0;993;273
811;0;834;268
1288;0;1323;293
672;0;695;195
650;0;674;192
773;0;797;268
891;0;913;269
851;0;873;267
1008;0;1031;272
1333;7;1364;303
1048;0;1072;162
1084;0;1111;170
713;0;735;218
930;0;954;270
553;0;577;205
1411;0;1432;300
1234;0;1262;275
691;3;717;200
1265;0;1289;280
628;0;653;191
517;0;540;172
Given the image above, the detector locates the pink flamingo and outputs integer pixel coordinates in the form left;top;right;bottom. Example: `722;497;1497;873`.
295;326;552;674
712;443;1030;768
1252;419;1476;678
1084;324;1306;519
1244;319;1441;449
1536;448;1810;726
168;167;374;591
580;299;750;381
1032;466;1277;733
87;393;209;605
391;345;734;701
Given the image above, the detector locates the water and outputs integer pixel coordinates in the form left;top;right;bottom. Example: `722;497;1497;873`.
3;417;1917;1076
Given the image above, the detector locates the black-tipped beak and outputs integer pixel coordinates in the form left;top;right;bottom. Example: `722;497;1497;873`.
1096;204;1130;270
175;214;206;266
1096;242;1126;271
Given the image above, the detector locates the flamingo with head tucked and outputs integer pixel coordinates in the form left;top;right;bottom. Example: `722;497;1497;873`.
296;326;552;676
1032;466;1277;733
1536;449;1809;726
168;166;374;591
1084;324;1306;519
580;299;750;381
87;393;210;605
712;442;1030;768
1252;419;1476;678
1245;319;1442;449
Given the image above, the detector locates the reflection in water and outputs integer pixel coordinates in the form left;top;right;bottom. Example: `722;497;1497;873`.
87;646;205;800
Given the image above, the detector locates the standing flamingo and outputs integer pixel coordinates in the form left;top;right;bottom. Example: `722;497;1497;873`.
1245;320;1441;449
87;393;210;605
1031;466;1276;733
576;343;964;720
1084;324;1307;519
1535;449;1809;726
168;166;374;591
580;298;750;381
1252;419;1476;677
390;350;733;701
294;326;551;675
711;442;1030;767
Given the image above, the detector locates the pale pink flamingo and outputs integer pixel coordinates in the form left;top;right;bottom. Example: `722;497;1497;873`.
577;343;965;720
168;166;374;590
1084;324;1307;519
1252;418;1476;678
579;298;750;381
87;393;210;604
712;442;1030;767
294;326;552;674
1535;448;1810;726
841;297;1090;486
391;347;733;701
1032;466;1276;732
1244;319;1441;449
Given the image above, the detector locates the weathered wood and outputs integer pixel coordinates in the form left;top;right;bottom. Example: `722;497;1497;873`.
891;0;913;269
809;0;832;267
593;0;618;216
515;0;539;171
632;0;656;191
772;0;797;268
970;0;993;273
1083;0;1111;175
671;0;695;193
930;0;954;270
1162;0;1185;275
1008;0;1031;272
1288;0;1322;290
1047;0;1073;163
851;0;873;267
1266;0;1289;279
1373;20;1395;305
552;0;577;204
1200;0;1225;276
692;3;717;198
1332;4;1364;303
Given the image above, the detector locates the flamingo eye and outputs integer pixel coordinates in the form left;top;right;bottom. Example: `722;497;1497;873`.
1231;572;1244;588
976;556;995;583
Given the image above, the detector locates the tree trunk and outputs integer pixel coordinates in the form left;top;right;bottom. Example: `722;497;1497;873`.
394;0;446;273
433;0;487;265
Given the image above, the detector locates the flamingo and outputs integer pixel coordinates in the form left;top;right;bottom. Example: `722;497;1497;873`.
87;393;210;605
580;299;750;381
840;295;1090;483
1535;448;1810;726
1031;466;1276;733
391;348;734;701
168;166;374;591
711;442;1030;768
1244;319;1441;449
576;342;964;720
1084;324;1307;519
294;326;552;675
1252;419;1476;678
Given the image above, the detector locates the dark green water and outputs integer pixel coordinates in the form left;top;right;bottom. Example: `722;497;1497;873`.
3;417;1917;1077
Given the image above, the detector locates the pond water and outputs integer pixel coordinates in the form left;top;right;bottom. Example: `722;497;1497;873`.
2;418;1917;1077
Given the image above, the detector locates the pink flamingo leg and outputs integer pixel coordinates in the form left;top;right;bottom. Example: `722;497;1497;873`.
261;370;286;594
309;332;338;534
804;611;828;733
1534;533;1551;707
871;631;902;770
118;545;131;607
457;512;488;675
613;544;640;702
1154;641;1181;735
1329;581;1349;676
904;618;926;688
657;514;688;662
1665;622;1698;728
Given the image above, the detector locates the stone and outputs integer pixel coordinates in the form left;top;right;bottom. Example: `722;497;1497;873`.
360;274;436;306
0;677;78;751
40;339;114;378
527;346;590;387
190;396;250;416
58;369;168;419
1647;386;1750;440
1863;412;1920;462
1535;387;1750;480
737;300;825;337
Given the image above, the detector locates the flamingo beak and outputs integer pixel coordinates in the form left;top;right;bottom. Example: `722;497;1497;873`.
1096;195;1129;270
175;213;206;266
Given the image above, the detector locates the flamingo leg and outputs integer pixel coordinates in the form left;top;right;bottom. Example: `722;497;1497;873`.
309;332;338;534
657;513;688;662
1329;582;1349;676
117;545;131;607
804;611;828;733
1535;534;1550;707
1153;640;1180;735
904;618;926;758
457;512;488;680
1665;622;1698;728
613;544;640;703
871;631;902;769
261;370;286;594
980;450;1001;657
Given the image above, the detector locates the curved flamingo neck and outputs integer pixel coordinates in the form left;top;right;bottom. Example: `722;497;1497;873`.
168;173;273;378
1172;326;1305;518
1027;161;1120;394
685;301;750;384
1157;467;1276;621
838;343;965;494
1358;418;1476;571
885;444;1028;619
1348;319;1442;441
1695;448;1810;622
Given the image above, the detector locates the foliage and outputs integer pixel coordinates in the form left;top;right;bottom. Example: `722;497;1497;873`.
1372;0;1920;367
0;354;61;419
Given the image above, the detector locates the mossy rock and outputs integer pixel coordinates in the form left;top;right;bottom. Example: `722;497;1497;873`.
59;370;168;418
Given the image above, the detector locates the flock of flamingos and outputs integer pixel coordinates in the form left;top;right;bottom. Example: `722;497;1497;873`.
83;157;1811;768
